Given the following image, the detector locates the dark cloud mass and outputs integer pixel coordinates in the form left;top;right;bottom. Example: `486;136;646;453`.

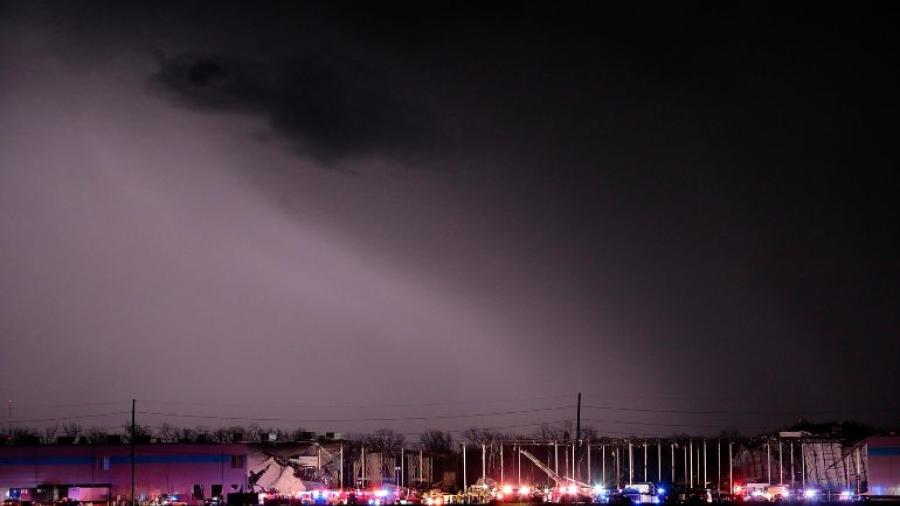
1;1;899;436
152;53;435;164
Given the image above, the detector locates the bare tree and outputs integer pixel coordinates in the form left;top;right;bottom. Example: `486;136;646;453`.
41;424;59;444
461;427;511;446
581;426;598;443
176;426;198;442
10;427;41;444
246;423;262;442
716;429;744;440
290;426;310;441
84;426;109;444
538;421;573;442
213;427;232;443
158;423;178;443
419;429;453;454
124;423;152;443
226;425;248;442
193;425;212;442
365;428;406;453
62;423;82;438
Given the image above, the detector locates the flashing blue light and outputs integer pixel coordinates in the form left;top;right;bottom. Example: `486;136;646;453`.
658;488;666;495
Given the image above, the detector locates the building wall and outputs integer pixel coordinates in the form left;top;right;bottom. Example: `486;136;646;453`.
867;436;900;497
0;444;247;500
802;440;865;492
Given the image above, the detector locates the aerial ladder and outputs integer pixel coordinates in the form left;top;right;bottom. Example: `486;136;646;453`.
518;449;591;489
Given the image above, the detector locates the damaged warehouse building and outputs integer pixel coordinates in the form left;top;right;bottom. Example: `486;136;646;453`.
1;430;898;503
0;432;443;504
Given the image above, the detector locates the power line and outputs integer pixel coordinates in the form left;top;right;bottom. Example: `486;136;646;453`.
1;401;130;409
136;394;574;410
135;405;575;424
581;417;771;430
401;419;574;437
13;395;895;417
9;400;893;439
9;411;131;424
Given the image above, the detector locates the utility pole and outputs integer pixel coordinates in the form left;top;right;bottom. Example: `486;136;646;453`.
482;444;486;481
131;399;136;506
767;441;772;484
576;392;582;440
575;392;581;482
400;447;404;488
419;449;424;484
362;446;366;488
340;446;344;488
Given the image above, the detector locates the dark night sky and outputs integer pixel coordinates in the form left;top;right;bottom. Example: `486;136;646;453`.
1;2;898;438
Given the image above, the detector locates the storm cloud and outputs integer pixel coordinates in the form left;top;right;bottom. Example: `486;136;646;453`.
151;52;437;165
